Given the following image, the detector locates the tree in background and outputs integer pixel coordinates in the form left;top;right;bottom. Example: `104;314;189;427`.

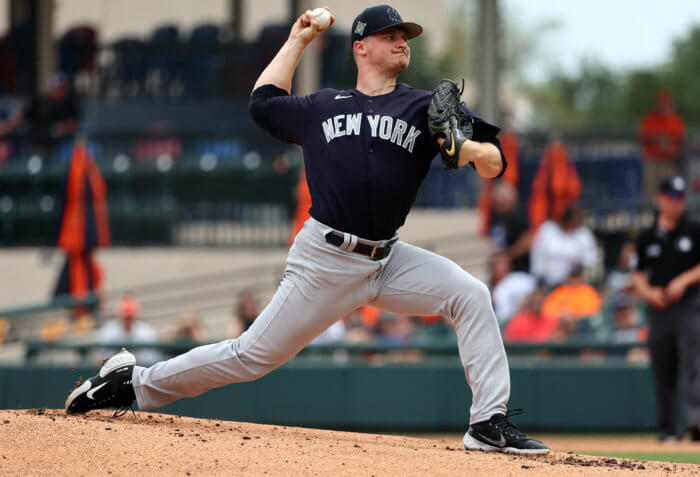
528;26;700;132
666;27;700;128
322;5;700;132
397;34;445;91
434;1;477;85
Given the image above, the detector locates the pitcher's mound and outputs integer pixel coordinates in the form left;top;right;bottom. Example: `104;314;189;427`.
0;409;696;476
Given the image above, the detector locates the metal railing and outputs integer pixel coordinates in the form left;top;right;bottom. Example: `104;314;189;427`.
23;338;646;363
20;337;646;364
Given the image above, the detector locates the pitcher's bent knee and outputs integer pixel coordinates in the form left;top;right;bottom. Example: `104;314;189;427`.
470;280;492;307
445;271;492;321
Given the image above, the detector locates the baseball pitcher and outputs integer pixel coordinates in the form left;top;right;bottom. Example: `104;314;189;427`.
65;4;549;455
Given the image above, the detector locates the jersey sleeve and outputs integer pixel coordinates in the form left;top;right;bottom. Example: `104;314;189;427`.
457;104;507;175
460;104;501;141
264;93;315;145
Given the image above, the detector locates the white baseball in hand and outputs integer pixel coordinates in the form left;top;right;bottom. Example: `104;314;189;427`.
311;7;332;30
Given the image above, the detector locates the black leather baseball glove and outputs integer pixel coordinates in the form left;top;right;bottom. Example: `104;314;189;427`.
427;79;474;169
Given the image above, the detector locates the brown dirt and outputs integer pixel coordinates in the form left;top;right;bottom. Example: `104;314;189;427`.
0;409;697;476
534;434;700;453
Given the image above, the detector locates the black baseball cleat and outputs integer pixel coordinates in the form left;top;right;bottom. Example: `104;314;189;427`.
65;349;136;415
463;410;550;455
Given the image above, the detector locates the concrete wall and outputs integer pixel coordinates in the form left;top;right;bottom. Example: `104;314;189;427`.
0;360;659;431
1;209;489;309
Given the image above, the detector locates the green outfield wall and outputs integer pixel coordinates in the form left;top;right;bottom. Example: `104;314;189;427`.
0;360;657;431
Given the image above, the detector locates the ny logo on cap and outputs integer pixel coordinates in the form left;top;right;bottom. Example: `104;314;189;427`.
386;7;401;23
355;21;366;36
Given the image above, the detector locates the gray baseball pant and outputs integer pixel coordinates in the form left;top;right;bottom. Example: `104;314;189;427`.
132;217;510;424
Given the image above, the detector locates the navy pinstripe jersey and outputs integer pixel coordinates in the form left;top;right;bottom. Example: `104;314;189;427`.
263;83;501;240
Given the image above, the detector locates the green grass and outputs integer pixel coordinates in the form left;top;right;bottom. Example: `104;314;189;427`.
581;451;700;465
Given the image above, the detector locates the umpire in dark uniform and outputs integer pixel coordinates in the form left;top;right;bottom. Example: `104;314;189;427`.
633;176;700;441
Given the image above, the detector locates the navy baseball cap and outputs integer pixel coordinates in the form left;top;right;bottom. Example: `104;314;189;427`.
658;176;686;198
351;5;423;43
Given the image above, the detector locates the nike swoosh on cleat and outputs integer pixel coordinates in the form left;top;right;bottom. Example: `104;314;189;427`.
86;382;107;400
334;95;352;99
473;431;506;447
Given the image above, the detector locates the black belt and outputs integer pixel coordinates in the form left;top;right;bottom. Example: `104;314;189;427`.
324;231;395;260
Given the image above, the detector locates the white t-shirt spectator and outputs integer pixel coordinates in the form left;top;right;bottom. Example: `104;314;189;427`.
530;220;597;288
98;320;162;365
310;320;346;345
493;272;537;325
309;320;349;364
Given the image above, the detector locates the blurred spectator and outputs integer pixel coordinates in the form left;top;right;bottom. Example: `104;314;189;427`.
529;140;582;230
607;298;650;363
377;313;416;345
478;130;520;237
418;313;443;326
602;240;639;324
488;182;532;273
58;26;98;89
541;264;602;322
639;90;685;202
606;241;637;298
0;72;79;158
530;206;598;289
98;294;161;365
609;297;646;344
503;287;558;343
489;252;536;325
344;308;376;344
414;313;453;340
168;311;206;343
633;176;700;442
309;319;349;365
227;289;260;339
310;319;346;345
40;317;69;342
357;306;382;332
72;312;94;336
377;313;423;363
552;312;583;342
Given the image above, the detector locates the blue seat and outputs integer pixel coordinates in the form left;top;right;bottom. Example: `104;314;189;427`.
189;24;220;44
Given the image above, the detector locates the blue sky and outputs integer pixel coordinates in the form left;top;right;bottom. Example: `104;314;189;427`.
504;0;700;82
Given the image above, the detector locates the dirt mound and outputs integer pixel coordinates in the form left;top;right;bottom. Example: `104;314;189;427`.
0;409;697;476
535;434;700;453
